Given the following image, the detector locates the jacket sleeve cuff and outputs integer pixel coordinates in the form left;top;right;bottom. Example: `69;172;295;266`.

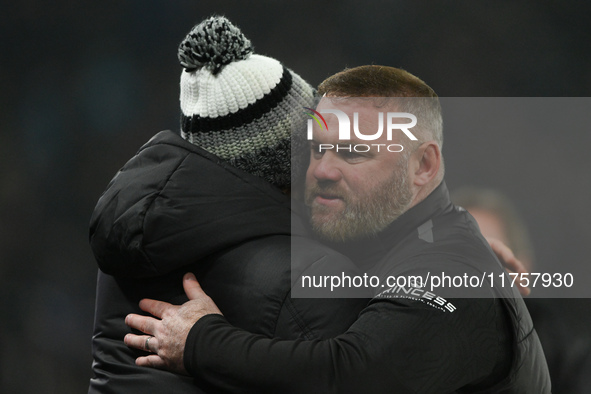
183;313;228;376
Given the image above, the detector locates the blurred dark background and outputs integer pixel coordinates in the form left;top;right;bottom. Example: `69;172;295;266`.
1;1;590;392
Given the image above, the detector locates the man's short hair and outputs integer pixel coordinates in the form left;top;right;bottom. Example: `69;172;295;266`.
318;65;443;149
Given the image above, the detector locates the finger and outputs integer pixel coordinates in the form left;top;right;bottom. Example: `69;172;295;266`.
518;285;531;297
183;272;207;300
488;238;531;296
125;313;159;335
139;299;173;319
506;270;532;298
505;257;528;276
504;254;528;275
489;238;528;274
124;333;158;353
489;238;514;266
136;355;167;370
505;268;531;295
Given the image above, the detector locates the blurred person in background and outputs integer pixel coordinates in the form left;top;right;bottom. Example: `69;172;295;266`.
452;186;591;393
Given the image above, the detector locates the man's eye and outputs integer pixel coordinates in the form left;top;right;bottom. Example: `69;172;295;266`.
340;151;364;161
310;145;324;159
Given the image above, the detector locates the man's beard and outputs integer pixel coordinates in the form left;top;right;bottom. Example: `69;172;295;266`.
304;161;413;242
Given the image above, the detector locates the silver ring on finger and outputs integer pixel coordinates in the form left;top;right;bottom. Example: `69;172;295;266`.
145;336;154;353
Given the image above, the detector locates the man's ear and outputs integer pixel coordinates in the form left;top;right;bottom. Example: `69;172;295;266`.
412;141;441;187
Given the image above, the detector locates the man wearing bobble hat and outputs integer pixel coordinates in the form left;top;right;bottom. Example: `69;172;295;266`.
88;16;367;393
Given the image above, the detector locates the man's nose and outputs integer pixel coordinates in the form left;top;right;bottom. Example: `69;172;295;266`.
311;153;342;182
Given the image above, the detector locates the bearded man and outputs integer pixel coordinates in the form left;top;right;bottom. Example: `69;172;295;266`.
124;65;550;393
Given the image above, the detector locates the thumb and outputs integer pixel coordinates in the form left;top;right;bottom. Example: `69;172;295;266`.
183;272;206;300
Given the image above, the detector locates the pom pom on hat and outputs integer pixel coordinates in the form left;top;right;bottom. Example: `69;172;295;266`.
178;16;253;75
177;16;316;189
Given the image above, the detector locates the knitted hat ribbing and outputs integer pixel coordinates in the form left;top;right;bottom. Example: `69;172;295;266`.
178;16;316;189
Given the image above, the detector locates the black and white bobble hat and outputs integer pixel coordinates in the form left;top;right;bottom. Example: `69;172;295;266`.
178;16;316;189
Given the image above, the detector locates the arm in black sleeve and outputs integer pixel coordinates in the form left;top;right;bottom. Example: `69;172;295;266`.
184;297;510;393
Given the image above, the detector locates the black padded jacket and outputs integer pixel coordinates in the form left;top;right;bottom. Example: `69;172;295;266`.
87;130;368;393
182;183;552;393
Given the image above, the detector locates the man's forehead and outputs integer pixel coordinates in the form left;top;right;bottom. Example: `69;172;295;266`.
310;96;418;146
317;96;401;110
312;98;381;140
315;97;409;129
